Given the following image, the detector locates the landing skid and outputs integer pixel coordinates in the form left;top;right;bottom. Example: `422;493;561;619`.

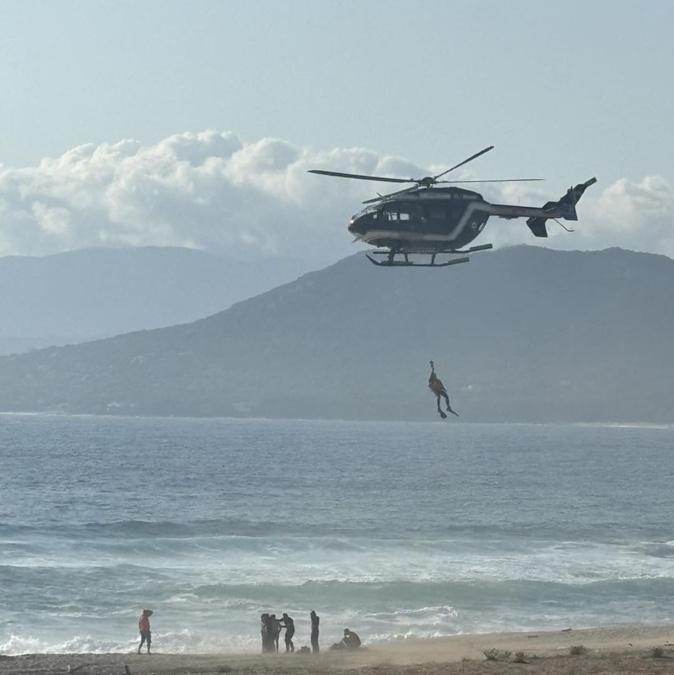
366;243;493;268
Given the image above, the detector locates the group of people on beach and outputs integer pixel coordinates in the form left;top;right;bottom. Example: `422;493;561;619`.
260;611;314;653
260;612;298;653
259;610;361;655
137;607;361;656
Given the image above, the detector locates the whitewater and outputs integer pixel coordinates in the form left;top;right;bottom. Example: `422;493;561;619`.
1;414;673;654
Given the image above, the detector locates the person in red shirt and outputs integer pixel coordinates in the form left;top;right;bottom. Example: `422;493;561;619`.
137;609;153;654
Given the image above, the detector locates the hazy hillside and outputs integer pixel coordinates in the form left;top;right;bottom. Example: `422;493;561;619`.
0;246;672;422
0;247;319;354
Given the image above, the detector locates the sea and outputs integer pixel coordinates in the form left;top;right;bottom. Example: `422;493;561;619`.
1;414;673;655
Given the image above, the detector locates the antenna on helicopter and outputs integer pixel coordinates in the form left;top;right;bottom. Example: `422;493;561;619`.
552;218;575;232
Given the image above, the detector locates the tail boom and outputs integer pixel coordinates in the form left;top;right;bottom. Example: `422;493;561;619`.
486;177;597;238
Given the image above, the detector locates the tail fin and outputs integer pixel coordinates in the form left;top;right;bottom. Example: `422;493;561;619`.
526;177;597;237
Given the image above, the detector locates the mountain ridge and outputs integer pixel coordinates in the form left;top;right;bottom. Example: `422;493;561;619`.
0;246;321;354
0;245;672;422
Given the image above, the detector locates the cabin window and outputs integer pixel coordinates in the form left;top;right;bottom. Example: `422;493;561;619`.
381;203;417;222
381;206;399;221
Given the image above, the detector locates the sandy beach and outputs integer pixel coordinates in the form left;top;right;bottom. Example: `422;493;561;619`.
2;625;674;675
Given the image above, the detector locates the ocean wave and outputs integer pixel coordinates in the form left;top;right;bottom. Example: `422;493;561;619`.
3;578;674;655
0;634;136;656
0;518;279;538
3;518;670;544
640;541;674;558
0;631;258;656
2;534;674;587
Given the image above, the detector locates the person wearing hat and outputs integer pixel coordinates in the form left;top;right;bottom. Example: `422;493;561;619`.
137;609;153;654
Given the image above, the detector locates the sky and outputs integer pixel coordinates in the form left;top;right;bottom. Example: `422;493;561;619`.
1;0;673;262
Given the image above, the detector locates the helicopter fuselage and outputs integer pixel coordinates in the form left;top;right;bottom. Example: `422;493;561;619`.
310;144;595;265
348;187;490;252
347;176;598;257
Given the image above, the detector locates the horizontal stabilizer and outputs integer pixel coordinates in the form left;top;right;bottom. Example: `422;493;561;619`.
526;217;548;238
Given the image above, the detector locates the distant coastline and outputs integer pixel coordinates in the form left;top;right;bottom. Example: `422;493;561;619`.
0;246;672;423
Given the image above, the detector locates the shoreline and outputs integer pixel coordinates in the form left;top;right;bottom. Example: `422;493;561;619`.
2;624;674;674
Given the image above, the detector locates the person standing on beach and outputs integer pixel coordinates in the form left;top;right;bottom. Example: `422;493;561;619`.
260;613;270;653
310;610;319;653
137;609;153;654
269;614;281;652
279;612;295;652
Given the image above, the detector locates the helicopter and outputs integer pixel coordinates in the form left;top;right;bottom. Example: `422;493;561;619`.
309;146;596;267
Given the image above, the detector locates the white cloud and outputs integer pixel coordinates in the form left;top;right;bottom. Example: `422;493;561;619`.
0;131;672;260
585;175;674;253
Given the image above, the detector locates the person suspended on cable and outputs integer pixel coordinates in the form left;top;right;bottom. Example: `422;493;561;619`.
428;360;459;419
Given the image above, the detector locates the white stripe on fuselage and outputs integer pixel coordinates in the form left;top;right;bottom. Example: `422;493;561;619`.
355;229;458;243
357;201;488;245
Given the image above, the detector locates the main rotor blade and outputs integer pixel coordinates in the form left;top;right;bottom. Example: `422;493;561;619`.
308;169;412;184
432;145;494;181
362;185;419;204
435;178;544;184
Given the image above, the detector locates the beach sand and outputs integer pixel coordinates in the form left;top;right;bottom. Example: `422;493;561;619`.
2;625;674;674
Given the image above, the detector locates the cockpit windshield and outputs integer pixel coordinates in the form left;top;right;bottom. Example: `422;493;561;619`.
354;202;420;221
354;204;380;219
